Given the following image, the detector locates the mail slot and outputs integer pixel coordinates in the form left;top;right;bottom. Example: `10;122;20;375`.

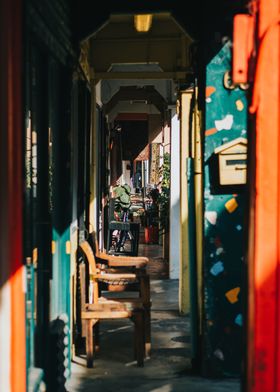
214;137;247;185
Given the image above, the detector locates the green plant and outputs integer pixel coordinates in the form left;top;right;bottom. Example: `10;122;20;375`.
158;153;170;234
113;184;131;216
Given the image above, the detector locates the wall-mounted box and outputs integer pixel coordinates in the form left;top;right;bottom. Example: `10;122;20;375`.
214;137;247;185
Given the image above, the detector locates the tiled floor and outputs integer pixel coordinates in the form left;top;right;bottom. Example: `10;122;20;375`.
138;243;169;279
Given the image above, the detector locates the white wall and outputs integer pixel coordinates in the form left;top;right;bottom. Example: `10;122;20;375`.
121;160;133;187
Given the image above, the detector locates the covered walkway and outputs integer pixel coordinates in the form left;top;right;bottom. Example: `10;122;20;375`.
2;1;280;391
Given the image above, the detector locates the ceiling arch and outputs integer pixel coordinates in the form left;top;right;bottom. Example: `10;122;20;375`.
85;12;194;82
104;85;167;115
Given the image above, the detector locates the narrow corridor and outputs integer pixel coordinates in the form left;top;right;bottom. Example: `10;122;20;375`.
2;1;280;391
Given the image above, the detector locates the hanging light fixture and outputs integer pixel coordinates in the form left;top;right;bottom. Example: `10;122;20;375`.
134;14;153;32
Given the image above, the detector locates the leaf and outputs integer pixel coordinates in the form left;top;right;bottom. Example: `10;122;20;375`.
113;186;124;197
119;193;130;204
122;183;131;194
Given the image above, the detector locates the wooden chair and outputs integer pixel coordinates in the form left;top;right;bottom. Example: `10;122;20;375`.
80;239;152;357
78;242;145;368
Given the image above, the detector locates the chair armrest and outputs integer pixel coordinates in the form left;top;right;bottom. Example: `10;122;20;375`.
93;272;137;280
96;251;148;268
107;259;147;268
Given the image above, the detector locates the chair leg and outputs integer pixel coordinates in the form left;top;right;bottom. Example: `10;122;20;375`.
135;307;151;358
133;310;145;367
144;307;151;357
94;323;100;352
140;274;151;357
81;319;86;338
86;319;98;368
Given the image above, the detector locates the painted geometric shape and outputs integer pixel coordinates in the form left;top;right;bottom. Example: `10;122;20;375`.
205;211;218;225
205;127;217;136
236;99;244;111
214;114;234;131
206;86;216;98
216;247;224;255
210;261;224;276
225;287;240;304
206;86;216;103
235;313;243;327
225;198;238;213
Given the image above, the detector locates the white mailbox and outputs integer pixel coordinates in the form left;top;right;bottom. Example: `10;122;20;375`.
214;137;247;185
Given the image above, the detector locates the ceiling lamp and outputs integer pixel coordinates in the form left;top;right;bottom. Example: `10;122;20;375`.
134;14;153;32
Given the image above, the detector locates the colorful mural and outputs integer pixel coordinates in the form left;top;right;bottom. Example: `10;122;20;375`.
203;41;247;376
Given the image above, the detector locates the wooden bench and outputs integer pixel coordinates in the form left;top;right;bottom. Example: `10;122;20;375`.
78;242;146;367
86;237;152;356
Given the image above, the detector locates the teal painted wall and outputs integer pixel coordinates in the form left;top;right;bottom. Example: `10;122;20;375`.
203;42;247;376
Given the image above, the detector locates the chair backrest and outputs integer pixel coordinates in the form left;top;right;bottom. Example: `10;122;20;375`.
79;263;87;311
79;241;99;303
80;241;97;274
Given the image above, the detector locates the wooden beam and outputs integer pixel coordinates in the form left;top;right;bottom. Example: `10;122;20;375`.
94;71;192;81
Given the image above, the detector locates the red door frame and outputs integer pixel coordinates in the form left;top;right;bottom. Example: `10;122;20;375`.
247;0;280;390
0;0;26;390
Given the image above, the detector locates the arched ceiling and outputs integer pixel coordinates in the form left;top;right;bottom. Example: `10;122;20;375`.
104;85;167;115
86;12;194;83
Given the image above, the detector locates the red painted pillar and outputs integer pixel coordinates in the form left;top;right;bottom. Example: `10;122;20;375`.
248;0;280;391
0;0;26;391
